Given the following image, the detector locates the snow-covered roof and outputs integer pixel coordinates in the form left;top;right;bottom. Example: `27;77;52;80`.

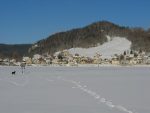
33;54;42;60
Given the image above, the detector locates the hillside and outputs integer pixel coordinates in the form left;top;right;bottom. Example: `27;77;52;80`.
1;21;150;60
0;44;31;60
66;36;131;58
29;21;150;56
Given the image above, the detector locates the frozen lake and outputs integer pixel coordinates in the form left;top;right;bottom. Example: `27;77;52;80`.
0;66;150;113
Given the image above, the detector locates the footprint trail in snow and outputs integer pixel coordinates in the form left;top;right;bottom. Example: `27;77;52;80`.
57;76;137;113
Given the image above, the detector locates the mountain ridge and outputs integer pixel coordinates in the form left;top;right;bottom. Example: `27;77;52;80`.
0;44;31;60
29;21;150;55
0;21;150;60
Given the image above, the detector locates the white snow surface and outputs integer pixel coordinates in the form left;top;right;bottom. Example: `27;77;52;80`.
68;36;131;58
0;66;150;113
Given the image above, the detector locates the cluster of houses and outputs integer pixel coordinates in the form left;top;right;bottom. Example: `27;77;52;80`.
1;50;150;66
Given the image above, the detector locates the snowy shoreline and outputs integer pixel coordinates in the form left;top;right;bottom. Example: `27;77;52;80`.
1;64;150;68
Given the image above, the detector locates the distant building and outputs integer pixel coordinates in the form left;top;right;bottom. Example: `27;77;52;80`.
111;55;119;65
23;57;32;64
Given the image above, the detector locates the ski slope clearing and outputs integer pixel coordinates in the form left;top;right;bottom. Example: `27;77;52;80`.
68;36;131;58
0;66;149;113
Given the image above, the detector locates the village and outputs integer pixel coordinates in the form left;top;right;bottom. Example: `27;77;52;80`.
0;49;150;67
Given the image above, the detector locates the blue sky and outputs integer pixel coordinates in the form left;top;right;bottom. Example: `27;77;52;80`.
0;0;150;44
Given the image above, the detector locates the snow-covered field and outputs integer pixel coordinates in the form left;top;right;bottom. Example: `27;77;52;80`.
68;36;131;58
0;66;149;113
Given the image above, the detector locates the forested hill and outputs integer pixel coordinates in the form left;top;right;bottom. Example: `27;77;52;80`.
1;21;150;59
0;44;31;60
29;21;150;55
